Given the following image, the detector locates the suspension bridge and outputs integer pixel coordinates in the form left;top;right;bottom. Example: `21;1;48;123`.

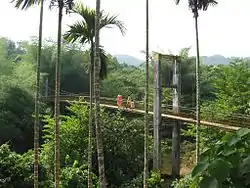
40;87;250;177
41;90;250;131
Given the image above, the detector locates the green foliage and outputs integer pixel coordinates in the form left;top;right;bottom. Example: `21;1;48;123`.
41;103;89;174
0;89;34;153
181;123;224;151
175;128;250;188
102;111;145;185
202;61;250;119
39;40;90;94
194;128;250;187
175;59;250;188
1;35;249;187
120;171;164;188
171;174;194;188
0;144;49;187
0;42;38;152
41;101;147;186
101;66;145;100
0;37;24;61
0;144;28;187
61;160;99;187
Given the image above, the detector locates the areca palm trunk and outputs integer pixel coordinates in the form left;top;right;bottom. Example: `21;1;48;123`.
54;3;63;187
193;8;201;164
88;43;94;188
94;0;107;187
143;0;149;187
34;0;44;187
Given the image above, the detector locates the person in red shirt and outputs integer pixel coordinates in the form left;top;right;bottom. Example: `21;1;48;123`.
116;95;123;109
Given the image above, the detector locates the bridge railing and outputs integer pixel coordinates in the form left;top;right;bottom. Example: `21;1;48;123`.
42;94;250;128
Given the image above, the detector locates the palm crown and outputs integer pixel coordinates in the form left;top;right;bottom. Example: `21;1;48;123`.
64;3;126;44
64;3;126;79
12;0;75;11
49;0;74;12
175;0;218;13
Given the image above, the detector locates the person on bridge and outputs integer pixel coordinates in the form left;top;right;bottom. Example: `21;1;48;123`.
126;96;132;109
131;99;135;110
116;95;123;109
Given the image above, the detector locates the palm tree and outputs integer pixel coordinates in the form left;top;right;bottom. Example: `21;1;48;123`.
64;3;125;187
93;0;106;186
64;3;126;80
49;0;74;187
54;1;63;186
11;0;44;187
174;0;217;163
143;0;149;187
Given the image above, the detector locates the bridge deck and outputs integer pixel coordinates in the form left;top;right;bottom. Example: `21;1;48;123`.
63;100;240;131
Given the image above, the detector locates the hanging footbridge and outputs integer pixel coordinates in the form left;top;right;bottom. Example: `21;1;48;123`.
41;92;250;131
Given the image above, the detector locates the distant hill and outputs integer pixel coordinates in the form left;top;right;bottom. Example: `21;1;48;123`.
114;54;250;66
114;54;143;67
201;55;229;65
201;55;250;65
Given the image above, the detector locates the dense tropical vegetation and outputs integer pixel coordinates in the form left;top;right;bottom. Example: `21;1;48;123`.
0;35;249;187
0;0;250;187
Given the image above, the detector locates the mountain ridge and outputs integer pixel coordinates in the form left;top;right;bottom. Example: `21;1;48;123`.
114;54;143;67
114;54;249;67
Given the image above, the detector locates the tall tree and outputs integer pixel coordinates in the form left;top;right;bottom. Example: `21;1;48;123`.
94;0;107;187
34;1;44;187
64;4;125;187
143;0;149;187
174;0;217;163
54;1;63;186
49;0;74;187
11;0;44;187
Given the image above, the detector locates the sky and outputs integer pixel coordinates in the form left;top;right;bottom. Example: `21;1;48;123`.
0;0;250;60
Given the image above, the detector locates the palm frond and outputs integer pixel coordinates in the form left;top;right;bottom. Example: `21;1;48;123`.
198;0;218;11
49;0;74;12
72;2;95;33
99;47;108;79
64;21;91;44
100;12;127;36
174;0;181;5
65;0;74;12
63;2;125;80
11;0;39;10
48;0;58;10
187;0;218;11
70;2;126;37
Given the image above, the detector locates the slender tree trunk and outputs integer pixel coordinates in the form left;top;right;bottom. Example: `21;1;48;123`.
143;0;149;187
94;0;107;187
88;43;94;188
194;9;201;164
54;4;63;188
34;1;44;187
